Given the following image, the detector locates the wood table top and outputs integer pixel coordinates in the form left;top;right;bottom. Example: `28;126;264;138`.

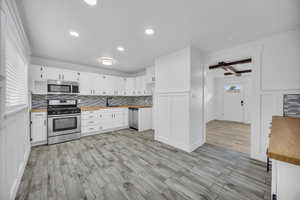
267;116;300;166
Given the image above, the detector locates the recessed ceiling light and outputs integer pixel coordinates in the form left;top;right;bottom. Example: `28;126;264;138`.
117;46;125;52
69;31;79;37
83;0;97;6
145;28;155;35
97;57;116;66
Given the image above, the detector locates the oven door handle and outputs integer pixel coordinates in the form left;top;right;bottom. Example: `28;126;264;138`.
48;114;81;118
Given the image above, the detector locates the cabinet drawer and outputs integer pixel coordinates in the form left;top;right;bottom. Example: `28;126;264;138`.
82;125;99;133
31;112;47;119
82;113;98;120
82;110;98;115
82;119;99;126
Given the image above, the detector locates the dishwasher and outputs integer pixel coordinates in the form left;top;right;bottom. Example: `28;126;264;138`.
129;108;139;130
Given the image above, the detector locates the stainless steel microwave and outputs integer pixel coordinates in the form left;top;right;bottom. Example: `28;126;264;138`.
47;80;80;94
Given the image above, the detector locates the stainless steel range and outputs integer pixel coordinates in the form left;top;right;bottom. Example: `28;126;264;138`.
47;99;81;144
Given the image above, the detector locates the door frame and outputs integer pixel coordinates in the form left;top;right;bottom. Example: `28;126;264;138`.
203;45;263;161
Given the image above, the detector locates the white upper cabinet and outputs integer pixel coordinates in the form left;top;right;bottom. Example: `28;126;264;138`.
102;75;114;96
29;65;151;96
46;67;80;82
125;77;136;96
80;72;94;95
61;69;80;82
135;76;142;95
146;66;155;84
29;65;47;94
29;65;46;81
45;67;62;80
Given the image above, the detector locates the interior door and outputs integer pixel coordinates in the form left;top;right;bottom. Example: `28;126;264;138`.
223;84;244;122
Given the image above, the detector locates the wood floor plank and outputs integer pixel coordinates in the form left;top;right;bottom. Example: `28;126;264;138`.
16;129;270;200
206;120;250;154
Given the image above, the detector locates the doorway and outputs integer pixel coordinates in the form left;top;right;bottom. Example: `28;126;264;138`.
205;63;252;155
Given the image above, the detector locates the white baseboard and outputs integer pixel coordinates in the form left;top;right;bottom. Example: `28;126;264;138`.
189;139;205;152
155;136;191;152
10;146;31;200
251;152;267;162
31;140;47;146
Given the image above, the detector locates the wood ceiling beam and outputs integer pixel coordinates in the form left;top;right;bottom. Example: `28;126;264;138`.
224;69;252;76
209;58;252;69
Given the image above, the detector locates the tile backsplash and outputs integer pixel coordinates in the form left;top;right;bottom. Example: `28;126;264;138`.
283;94;300;117
31;94;152;109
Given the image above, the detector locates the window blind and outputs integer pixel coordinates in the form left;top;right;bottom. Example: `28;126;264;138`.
5;38;28;108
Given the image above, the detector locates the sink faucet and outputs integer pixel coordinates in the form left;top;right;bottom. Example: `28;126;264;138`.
106;97;113;107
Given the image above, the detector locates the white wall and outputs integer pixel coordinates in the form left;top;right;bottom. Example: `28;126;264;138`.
204;28;300;162
154;47;205;152
0;0;31;199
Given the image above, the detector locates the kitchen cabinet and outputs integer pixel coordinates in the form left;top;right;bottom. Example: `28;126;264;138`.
30;112;47;146
29;65;47;94
29;65;152;96
135;76;143;95
125;77;136;96
81;108;128;136
112;76;124;96
102;75;114;96
80;72;95;95
46;67;80;82
61;69;80;82
146;66;155;84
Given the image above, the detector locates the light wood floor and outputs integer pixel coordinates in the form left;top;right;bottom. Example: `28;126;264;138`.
16;129;270;200
206;120;251;155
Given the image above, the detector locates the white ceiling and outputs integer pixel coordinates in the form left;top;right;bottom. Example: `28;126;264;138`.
17;0;300;72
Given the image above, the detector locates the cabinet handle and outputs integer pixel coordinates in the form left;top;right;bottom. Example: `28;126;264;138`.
62;74;64;80
59;74;61;80
44;120;46;126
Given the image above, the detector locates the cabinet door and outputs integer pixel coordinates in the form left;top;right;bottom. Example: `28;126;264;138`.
102;75;114;95
125;77;136;96
122;78;127;96
113;77;124;96
90;73;100;95
80;72;93;95
61;69;80;82
146;66;155;83
29;65;46;81
113;112;124;128
29;65;47;94
141;75;147;96
123;109;129;126
31;113;47;144
45;67;62;80
102;112;114;129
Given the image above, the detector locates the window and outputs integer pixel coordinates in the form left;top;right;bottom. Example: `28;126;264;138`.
225;85;241;93
5;38;28;109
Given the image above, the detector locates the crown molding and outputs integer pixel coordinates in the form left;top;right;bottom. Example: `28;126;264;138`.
31;55;136;77
2;0;31;58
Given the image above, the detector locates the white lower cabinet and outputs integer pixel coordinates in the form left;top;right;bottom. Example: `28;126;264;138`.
271;160;300;200
30;112;47;145
81;108;129;136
